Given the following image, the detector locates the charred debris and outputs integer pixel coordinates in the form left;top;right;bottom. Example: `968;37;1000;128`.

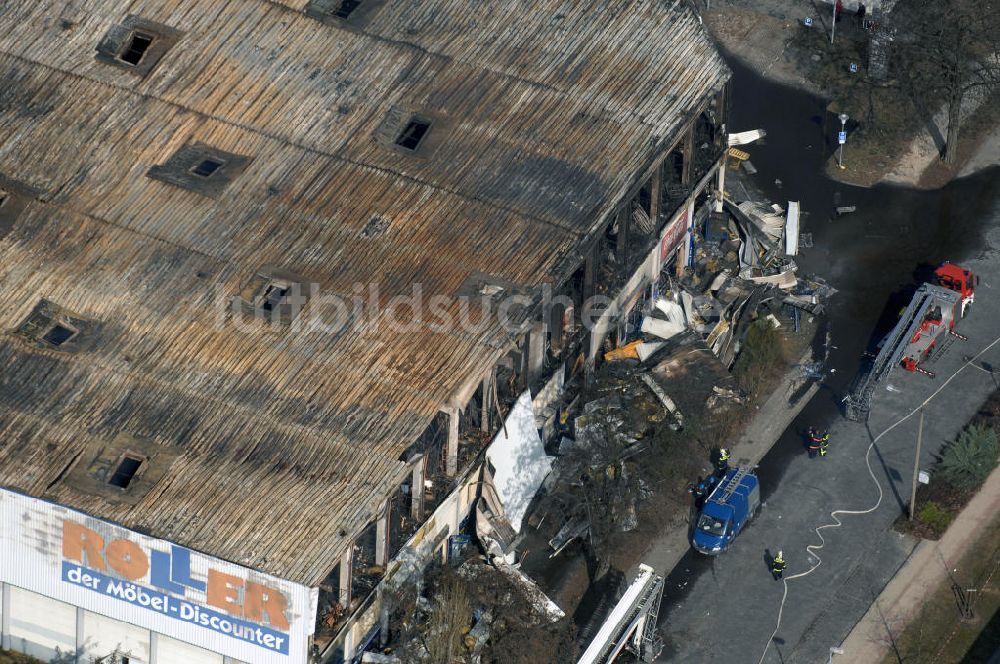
368;179;835;662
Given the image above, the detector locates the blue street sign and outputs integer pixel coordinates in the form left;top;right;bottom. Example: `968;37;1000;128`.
838;131;847;144
850;62;859;73
804;17;813;26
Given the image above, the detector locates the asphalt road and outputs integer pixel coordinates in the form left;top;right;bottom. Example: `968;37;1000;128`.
659;210;1000;664
655;58;1000;664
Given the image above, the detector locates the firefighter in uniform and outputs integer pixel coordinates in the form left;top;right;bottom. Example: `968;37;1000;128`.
807;428;828;458
715;448;731;476
772;551;786;580
687;476;710;507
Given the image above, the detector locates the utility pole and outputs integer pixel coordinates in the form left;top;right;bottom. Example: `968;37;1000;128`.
909;410;925;521
830;0;837;44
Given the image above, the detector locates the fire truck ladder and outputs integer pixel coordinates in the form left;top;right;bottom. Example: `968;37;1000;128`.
844;285;959;421
577;565;666;664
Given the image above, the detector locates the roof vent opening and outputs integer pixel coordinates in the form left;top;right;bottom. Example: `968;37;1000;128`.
237;268;309;325
334;0;362;17
95;16;183;77
108;454;144;489
395;118;431;151
306;0;383;24
191;158;224;178
15;300;91;352
147;144;251;198
119;31;154;66
42;322;78;347
259;281;291;313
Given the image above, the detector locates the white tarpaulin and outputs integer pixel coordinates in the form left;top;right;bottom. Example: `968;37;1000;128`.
728;129;767;146
785;201;800;256
486;391;553;532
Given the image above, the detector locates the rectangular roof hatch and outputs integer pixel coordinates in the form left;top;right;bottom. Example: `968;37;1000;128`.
147;143;251;198
96;16;183;77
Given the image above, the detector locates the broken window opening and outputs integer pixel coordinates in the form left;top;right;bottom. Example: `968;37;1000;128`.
42;322;78;347
191;158;224;178
108;455;143;489
395;119;431;151
334;0;362;17
118;31;154;66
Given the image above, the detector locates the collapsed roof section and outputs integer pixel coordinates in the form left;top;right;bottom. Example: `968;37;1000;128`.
0;0;729;585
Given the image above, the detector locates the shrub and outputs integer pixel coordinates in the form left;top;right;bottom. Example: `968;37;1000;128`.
733;318;786;395
917;501;953;534
938;424;1000;489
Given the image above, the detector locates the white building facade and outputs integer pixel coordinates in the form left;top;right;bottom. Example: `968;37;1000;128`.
0;488;317;664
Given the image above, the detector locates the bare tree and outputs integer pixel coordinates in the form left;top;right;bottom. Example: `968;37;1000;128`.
897;0;1000;164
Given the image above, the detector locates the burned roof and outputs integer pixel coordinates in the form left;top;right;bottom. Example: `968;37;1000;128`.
0;0;728;585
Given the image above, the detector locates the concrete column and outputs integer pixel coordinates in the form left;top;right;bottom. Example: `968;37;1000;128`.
445;406;460;477
527;320;547;383
410;455;425;521
715;157;726;213
682;125;695;186
583;242;596;301
375;501;390;567
480;369;494;433
618;206;630;266
338;547;353;608
76;606;85;664
149;630;159;664
1;583;10;651
379;590;391;648
649;162;663;229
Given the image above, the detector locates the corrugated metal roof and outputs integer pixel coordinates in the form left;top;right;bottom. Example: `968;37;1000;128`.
0;0;728;585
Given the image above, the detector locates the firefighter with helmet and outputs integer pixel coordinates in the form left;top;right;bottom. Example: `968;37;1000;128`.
772;551;786;580
807;427;829;458
715;448;731;476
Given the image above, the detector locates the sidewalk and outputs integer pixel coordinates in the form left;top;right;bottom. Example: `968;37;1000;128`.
837;462;1000;663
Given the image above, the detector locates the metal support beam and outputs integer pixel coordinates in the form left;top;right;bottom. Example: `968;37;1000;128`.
338;547;353;608
375;501;390;566
445;406;460;477
410;454;425;521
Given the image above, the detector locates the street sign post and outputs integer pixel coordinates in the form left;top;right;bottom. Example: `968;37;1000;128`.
837;113;849;169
